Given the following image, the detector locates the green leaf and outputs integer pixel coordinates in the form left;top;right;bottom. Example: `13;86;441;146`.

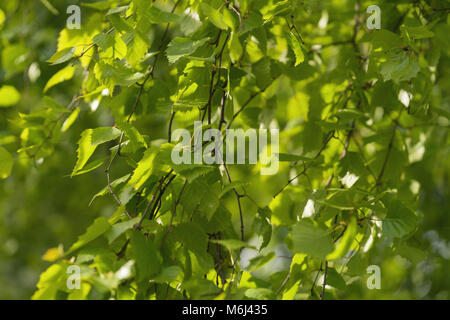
69;157;107;177
326;268;346;290
61;107;80;132
116;122;148;153
129;231;161;282
44;65;76;93
108;13;133;33
32;262;68;300
395;244;426;264
245;252;275;272
200;3;228;30
240;11;264;35
252;57;273;90
291;221;334;259
0;147;14;179
47;47;75;65
166;37;210;64
93;61;144;92
229;31;243;63
90;174;130;206
73;127;121;175
39;0;59;15
124;31;148;67
263;0;291;20
336;109;369;121
211;239;256;251
346;252;368;276
401;25;434;40
381;200;420;238
327;218;357;260
245;288;275;300
0;9;5;26
126;148;157;190
276;153;312;162
223;8;237;31
288;32;304;66
380;52;420;83
66;217;111;255
2;44;29;77
105;217;139;244
93;33;115;50
252;207;272;250
106;6;129;16
220;181;247;198
152;266;183;283
80;1;112;10
145;5;181;24
0;85;21;107
174;223;208;258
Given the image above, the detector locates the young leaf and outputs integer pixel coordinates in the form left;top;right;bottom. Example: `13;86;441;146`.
66;217;111;255
126;148;157;190
166;37;210;64
200;3;228;30
73;127;121;175
61;107;80;132
47;47;75;65
145;5;181;24
211;239;256;251
0;85;21;107
288;32;304;66
381;200;420;238
291;221;334;259
129;231;162;282
44;65;76;93
105;217;140;244
229;32;243;63
327;218;357;260
0;147;14;179
116;122;148;153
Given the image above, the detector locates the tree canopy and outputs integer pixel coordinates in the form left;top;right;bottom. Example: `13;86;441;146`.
0;0;449;300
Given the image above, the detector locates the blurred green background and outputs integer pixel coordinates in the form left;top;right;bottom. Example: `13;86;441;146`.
0;0;449;299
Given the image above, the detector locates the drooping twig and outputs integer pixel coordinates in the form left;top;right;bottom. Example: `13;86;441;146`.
274;131;334;198
168;111;176;143
106;1;181;218
375;127;396;188
160;179;187;247
223;163;245;241
28;93;80;162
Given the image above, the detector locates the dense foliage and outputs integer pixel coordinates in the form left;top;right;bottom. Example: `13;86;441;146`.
0;0;449;300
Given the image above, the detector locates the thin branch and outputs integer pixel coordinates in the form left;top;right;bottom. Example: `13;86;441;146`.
320;261;328;300
375;128;396;187
105;166;132;219
223;163;245;241
135;171;175;230
276;272;291;296
310;262;323;297
218;84;228;131
201;31;229;124
28;93;80;161
168;112;176;143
